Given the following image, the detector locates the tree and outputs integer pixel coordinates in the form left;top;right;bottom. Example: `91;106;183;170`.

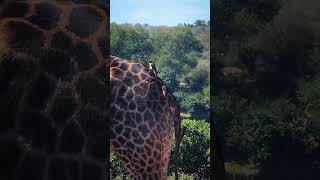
151;27;203;91
110;23;153;61
194;20;207;27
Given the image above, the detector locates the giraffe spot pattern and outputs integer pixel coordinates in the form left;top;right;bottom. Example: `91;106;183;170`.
0;2;108;180
50;31;73;51
111;57;179;179
68;7;103;38
0;21;44;52
18;152;45;180
131;63;142;73
0;1;29;18
40;49;73;79
27;2;61;30
72;42;98;71
60;121;84;153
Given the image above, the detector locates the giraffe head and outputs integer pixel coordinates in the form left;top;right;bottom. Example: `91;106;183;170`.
110;56;180;179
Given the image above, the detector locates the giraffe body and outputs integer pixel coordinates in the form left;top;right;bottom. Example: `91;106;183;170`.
110;56;179;179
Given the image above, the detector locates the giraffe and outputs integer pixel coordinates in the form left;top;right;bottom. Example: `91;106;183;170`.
0;1;109;180
110;56;181;179
0;1;182;180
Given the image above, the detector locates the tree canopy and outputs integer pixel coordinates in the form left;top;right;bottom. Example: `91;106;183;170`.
213;0;320;179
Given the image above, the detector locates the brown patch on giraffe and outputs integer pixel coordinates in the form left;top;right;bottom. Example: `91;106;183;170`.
110;67;124;79
133;85;147;96
140;72;148;80
131;63;143;73
40;49;73;79
119;62;129;71
18;111;57;154
75;75;107;108
0;1;30;18
128;101;136;110
110;60;121;68
125;89;134;100
123;76;134;86
122;127;131;139
48;156;67;180
60;121;84;153
68;6;103;38
27;2;61;30
50;94;77;126
0;20;44;52
133;136;144;145
125;112;136;127
117;85;127;97
138;123;150;137
98;36;108;58
64;158;80;180
72;42;98;71
50;31;74;51
18;152;46;180
27;72;56;110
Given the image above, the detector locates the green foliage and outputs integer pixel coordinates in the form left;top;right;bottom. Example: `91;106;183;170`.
180;120;210;178
218;97;314;164
188;63;209;92
110;23;153;61
175;92;201;113
110;152;127;179
298;78;320;132
168;120;210;179
213;0;320;179
309;46;320;75
298;78;320;104
192;26;210;50
194;20;207;27
157;66;179;91
225;162;259;176
232;8;260;35
182;120;210;141
152;27;203;88
174;91;209;120
167;174;196;180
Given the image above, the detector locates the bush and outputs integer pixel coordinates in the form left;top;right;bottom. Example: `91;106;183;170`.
110;152;127;179
168;119;210;179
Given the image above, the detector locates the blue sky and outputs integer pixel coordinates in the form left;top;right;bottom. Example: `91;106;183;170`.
110;0;210;26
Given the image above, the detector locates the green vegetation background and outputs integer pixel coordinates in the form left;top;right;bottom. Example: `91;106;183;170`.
213;0;320;179
110;20;210;179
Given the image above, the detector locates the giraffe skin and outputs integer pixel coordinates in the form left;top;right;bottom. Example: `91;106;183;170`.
110;56;180;180
0;1;109;180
